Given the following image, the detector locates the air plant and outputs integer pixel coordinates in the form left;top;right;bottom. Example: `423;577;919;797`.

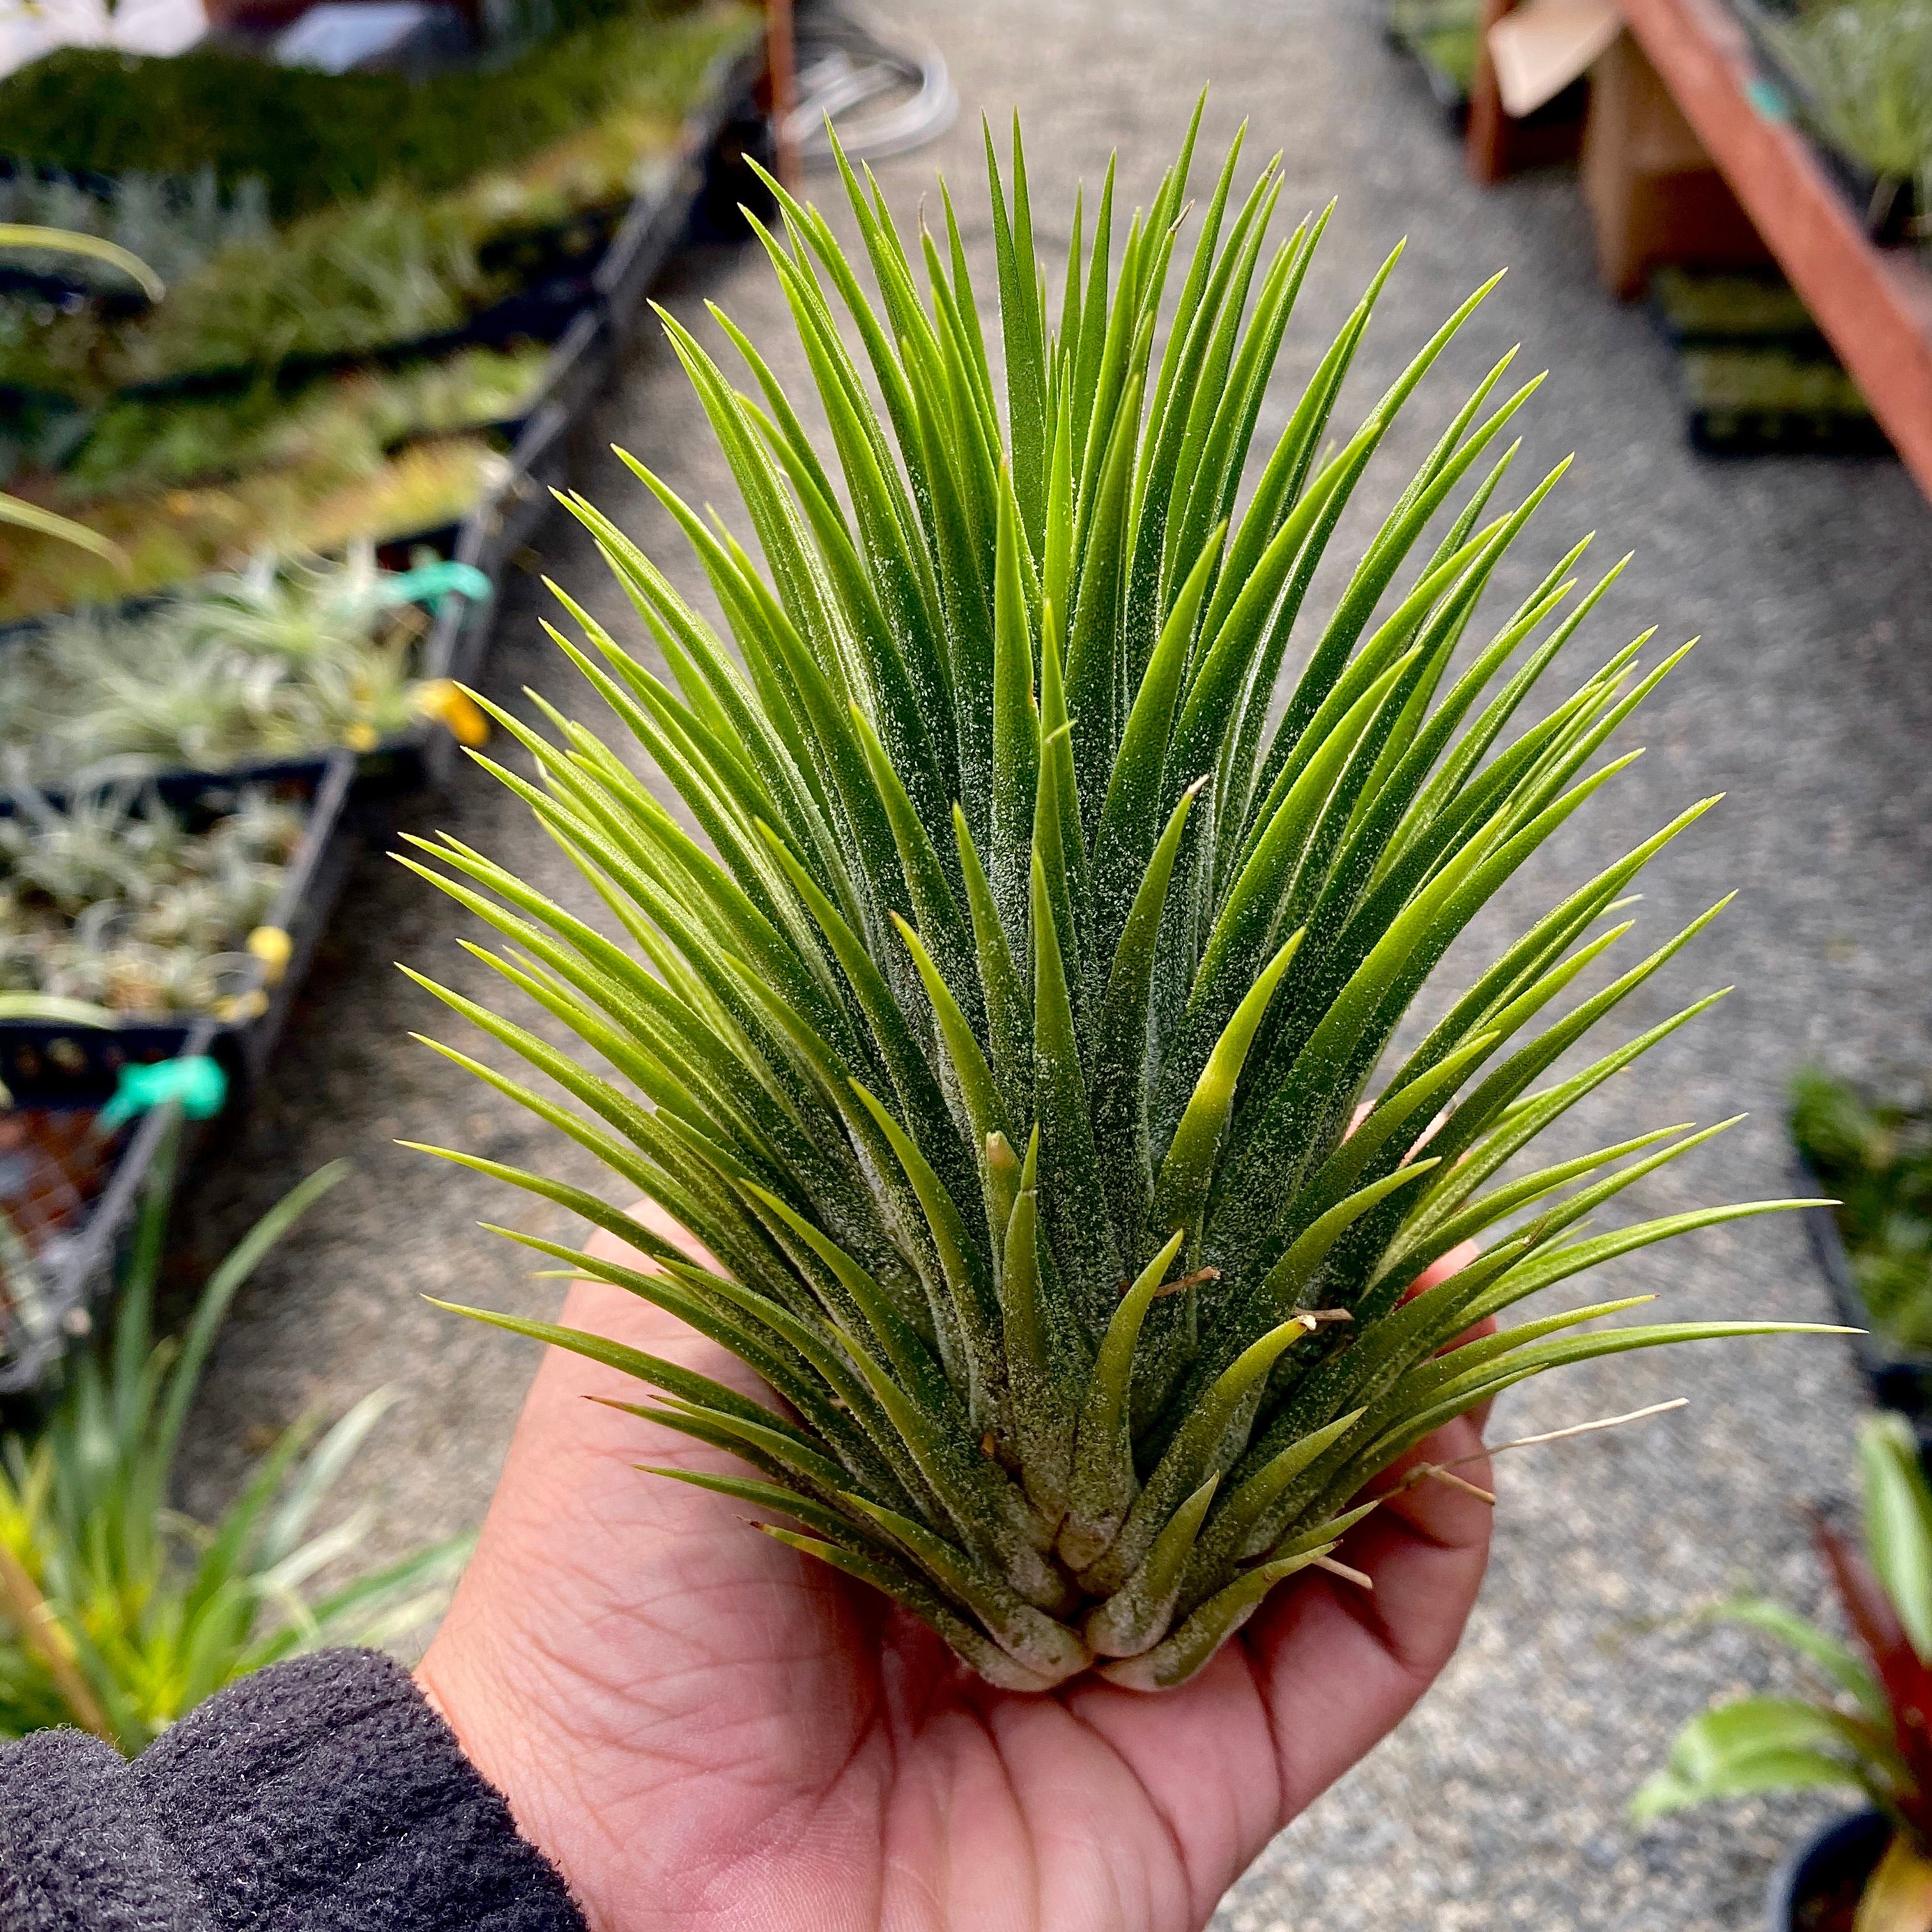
0;1147;471;1751
1767;0;1932;232
405;110;1830;1692
1637;1416;1932;1932
0;782;303;1016
0;546;458;781
1793;1069;1932;1354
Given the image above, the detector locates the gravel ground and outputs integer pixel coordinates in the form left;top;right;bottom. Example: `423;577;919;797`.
174;1;1932;1926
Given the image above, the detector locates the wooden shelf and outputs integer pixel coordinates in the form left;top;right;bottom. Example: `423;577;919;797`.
1617;0;1932;495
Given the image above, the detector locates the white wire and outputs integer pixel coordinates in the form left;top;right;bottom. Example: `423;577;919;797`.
783;0;957;168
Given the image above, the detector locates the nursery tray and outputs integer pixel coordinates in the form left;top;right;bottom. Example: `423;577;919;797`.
0;752;356;1109
0;587;478;803
0;1045;203;1396
95;72;758;413
1687;396;1892;456
1722;0;1924;247
0;394;562;801
1797;1158;1932;1439
1649;265;1828;351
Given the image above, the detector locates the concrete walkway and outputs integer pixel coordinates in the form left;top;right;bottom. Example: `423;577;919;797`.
178;1;1932;1925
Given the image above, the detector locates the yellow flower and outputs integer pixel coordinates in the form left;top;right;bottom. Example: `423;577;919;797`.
247;926;293;985
414;678;490;748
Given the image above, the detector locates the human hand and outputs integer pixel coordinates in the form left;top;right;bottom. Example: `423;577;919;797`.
418;1205;1491;1932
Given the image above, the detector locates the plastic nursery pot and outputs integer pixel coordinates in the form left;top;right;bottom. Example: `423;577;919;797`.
1767;1811;1890;1932
1797;1157;1932;1442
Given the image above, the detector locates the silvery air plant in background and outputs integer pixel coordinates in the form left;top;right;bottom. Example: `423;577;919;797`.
404;105;1834;1691
0;546;479;788
1;783;303;1017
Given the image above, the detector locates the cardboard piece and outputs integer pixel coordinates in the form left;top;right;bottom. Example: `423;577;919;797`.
1488;0;1620;116
1581;29;1772;295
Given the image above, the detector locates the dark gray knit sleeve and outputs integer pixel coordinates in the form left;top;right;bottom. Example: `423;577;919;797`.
0;1649;585;1932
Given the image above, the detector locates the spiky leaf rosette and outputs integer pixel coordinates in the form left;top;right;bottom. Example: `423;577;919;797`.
405;108;1832;1692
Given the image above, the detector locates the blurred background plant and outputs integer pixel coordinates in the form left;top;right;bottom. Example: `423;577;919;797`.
1792;1068;1932;1352
0;1144;470;1751
1636;1415;1932;1930
1765;0;1932;241
1;546;462;780
0;168;272;292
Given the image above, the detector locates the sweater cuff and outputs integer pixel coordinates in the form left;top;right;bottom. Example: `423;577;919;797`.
0;1649;584;1932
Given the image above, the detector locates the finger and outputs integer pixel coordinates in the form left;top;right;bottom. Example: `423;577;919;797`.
552;1199;773;1413
1238;1406;1493;1813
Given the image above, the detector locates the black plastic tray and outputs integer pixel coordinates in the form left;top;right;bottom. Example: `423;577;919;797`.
0;750;357;1108
1689;402;1893;458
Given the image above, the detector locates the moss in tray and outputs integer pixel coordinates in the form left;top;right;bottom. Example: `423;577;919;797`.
1680;344;1871;415
0;3;756;398
1650;266;1822;342
0;0;745;220
1791;1068;1932;1353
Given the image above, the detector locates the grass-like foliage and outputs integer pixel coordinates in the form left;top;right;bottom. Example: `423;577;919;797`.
408;108;1830;1690
0;1147;470;1750
0;0;719;220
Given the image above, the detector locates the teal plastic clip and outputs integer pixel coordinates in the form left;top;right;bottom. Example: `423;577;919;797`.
376;560;494;615
98;1056;229;1133
1745;75;1792;123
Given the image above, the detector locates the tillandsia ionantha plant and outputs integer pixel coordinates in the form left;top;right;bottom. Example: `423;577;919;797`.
1;545;484;785
404;107;1834;1692
0;781;303;1016
1636;1416;1932;1932
0;1144;472;1751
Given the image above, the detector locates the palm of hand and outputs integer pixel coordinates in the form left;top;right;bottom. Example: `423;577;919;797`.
419;1210;1491;1932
